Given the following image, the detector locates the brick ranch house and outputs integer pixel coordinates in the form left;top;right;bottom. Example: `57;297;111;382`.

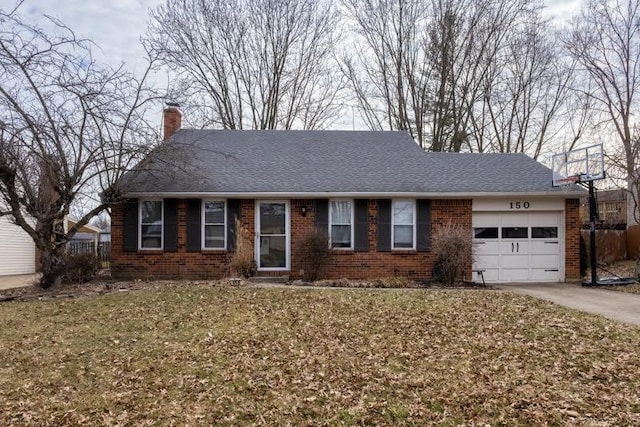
111;107;584;283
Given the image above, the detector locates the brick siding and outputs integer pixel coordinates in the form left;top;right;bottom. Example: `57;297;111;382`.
111;197;580;282
565;198;581;281
112;198;472;281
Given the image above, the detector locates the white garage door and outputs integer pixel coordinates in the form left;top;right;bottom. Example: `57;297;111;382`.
0;216;36;276
472;211;562;283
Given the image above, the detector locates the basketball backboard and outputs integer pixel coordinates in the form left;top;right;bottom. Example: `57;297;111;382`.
552;144;605;187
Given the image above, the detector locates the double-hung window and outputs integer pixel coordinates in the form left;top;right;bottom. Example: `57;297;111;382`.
392;200;415;249
140;200;163;249
203;200;226;249
330;200;353;249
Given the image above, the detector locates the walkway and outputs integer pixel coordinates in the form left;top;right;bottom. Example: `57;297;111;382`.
0;274;39;291
496;283;640;326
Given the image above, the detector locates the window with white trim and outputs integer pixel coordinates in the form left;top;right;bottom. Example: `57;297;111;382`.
392;200;415;249
329;200;353;249
203;200;226;249
139;199;163;249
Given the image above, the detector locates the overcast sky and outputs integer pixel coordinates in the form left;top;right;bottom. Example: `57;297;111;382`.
19;0;582;71
13;0;583;132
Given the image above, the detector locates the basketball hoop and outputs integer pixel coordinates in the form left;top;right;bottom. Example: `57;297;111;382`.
555;176;581;194
554;176;580;186
552;143;605;187
551;144;606;287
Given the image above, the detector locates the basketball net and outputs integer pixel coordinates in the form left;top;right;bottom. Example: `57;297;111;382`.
555;175;581;194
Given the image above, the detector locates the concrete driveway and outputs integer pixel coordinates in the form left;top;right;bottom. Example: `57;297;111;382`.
0;274;40;290
496;283;640;326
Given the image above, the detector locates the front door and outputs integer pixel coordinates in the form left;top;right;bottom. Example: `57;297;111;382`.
256;201;289;271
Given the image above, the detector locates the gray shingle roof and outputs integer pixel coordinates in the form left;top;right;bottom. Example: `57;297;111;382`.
121;129;584;196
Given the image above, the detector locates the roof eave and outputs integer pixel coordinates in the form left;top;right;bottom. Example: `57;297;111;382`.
123;190;584;199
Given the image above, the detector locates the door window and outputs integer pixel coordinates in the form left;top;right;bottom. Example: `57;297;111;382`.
531;227;558;238
502;227;528;239
474;227;498;239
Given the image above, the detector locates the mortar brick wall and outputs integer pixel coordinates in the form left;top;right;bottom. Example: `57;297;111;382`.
565;198;581;281
112;197;579;282
112;198;473;281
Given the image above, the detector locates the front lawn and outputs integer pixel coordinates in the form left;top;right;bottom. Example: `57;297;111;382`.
1;286;639;425
594;260;640;294
609;283;640;294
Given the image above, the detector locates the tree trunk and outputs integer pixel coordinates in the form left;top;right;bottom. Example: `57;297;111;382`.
39;244;66;289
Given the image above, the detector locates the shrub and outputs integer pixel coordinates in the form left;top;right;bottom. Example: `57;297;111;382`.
61;252;99;284
229;219;256;278
431;223;474;285
295;229;332;281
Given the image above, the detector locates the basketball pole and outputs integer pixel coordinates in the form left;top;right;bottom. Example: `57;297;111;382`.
587;180;598;286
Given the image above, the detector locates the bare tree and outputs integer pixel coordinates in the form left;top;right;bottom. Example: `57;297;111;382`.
341;0;548;153
472;15;577;160
340;0;432;146
566;0;640;219
0;4;159;288
146;0;343;130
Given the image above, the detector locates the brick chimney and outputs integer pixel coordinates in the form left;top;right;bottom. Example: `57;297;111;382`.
163;103;182;141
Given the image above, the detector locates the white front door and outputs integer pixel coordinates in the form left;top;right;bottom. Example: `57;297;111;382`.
255;201;290;271
473;211;563;283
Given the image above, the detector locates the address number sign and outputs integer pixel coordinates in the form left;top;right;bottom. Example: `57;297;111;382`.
509;201;530;209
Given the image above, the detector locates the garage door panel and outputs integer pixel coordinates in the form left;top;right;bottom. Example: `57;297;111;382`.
531;269;561;281
476;254;500;269
531;254;560;268
477;269;499;282
500;241;529;254
474;241;499;254
531;241;560;254
501;254;529;268
500;268;530;281
472;209;564;283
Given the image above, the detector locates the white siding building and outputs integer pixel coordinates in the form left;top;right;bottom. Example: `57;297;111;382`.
0;215;36;276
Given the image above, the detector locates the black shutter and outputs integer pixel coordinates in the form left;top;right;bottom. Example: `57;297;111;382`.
122;198;138;252
164;199;178;252
186;199;201;252
354;199;369;252
227;199;241;251
315;199;329;236
377;199;391;251
417;199;432;252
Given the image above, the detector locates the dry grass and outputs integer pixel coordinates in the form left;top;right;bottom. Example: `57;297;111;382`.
1;287;640;425
609;283;640;294
594;260;640;294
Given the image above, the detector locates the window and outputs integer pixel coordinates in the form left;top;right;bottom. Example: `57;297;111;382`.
140;200;163;249
502;227;528;239
532;227;558;238
392;200;415;249
474;227;498;239
330;200;353;248
203;200;226;249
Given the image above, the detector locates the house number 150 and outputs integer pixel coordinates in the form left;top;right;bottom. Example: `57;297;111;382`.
510;201;530;209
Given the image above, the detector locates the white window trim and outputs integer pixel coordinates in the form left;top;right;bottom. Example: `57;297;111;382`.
202;199;227;250
329;199;354;250
391;199;416;250
138;199;163;250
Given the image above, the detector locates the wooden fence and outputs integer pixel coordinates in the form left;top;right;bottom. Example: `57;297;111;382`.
581;229;627;265
627;225;640;259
